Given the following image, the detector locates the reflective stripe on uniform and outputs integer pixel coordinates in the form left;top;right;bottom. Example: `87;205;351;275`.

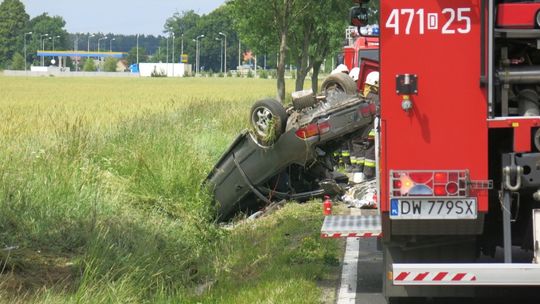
341;150;351;157
368;129;376;140
364;159;376;167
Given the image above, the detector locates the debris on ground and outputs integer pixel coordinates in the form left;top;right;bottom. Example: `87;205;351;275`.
341;179;377;209
222;200;288;230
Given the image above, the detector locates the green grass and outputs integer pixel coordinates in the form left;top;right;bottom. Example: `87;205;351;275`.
0;76;341;303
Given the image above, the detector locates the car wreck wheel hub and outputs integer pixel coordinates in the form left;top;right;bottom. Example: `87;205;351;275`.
252;106;274;137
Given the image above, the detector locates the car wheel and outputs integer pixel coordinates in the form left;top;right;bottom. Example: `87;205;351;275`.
321;73;358;97
292;89;317;110
250;99;287;146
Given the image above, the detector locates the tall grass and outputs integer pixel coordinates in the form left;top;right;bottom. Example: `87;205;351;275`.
0;76;339;303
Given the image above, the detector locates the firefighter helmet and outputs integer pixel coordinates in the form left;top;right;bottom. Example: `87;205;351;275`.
331;64;349;75
363;71;379;96
349;67;360;81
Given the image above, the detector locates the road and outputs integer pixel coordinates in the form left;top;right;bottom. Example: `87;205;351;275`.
344;238;540;304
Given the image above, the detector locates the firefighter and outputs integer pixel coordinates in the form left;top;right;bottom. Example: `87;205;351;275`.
350;71;379;181
362;71;379;179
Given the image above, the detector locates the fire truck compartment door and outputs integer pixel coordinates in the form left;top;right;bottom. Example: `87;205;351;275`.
379;0;488;212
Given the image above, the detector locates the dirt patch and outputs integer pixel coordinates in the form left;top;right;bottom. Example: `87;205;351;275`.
0;248;78;298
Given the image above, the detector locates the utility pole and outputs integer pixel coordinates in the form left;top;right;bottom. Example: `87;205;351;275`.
216;37;223;73
136;34;140;64
195;34;205;75
219;32;227;74
109;38;115;52
172;32;175;76
74;34;79;71
40;33;49;66
87;33;94;52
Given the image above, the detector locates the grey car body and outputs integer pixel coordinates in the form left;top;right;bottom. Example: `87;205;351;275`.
206;94;375;220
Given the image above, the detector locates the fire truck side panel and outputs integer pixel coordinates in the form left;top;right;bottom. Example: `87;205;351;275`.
379;0;488;213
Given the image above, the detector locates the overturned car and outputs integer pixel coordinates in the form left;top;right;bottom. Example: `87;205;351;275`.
206;77;376;220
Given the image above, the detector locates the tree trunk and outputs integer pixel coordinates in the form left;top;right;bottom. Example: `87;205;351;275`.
311;60;323;93
277;30;287;102
295;59;306;91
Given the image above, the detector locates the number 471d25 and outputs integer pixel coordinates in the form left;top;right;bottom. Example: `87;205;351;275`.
385;8;472;35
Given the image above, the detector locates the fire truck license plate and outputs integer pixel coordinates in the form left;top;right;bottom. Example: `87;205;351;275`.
390;198;477;220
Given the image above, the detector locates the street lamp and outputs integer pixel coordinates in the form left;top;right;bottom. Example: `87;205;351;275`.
97;36;107;71
87;34;95;52
181;33;184;61
97;36;107;53
74;34;80;72
40;33;49;66
195;34;205;75
136;34;140;64
109;38;116;52
52;35;60;51
219;32;227;74
172;32;175;63
50;35;60;67
172;32;175;76
216;37;223;73
24;31;32;72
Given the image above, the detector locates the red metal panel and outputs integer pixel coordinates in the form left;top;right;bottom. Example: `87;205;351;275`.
488;118;540;153
496;3;540;29
343;47;356;71
379;0;488;213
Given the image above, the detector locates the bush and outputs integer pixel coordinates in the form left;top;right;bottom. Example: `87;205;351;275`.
151;67;167;77
236;70;242;78
218;72;224;78
83;58;97;71
10;52;25;70
247;70;254;78
226;71;232;77
103;58;118;72
259;70;268;79
270;69;277;79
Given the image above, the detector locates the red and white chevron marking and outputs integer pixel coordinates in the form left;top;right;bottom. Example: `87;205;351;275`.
394;271;477;282
321;232;382;238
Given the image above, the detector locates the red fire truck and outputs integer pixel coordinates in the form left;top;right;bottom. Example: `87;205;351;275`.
322;0;540;300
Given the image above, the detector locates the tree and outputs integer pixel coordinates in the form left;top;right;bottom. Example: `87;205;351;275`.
0;0;29;67
127;47;147;64
83;58;96;71
306;1;350;92
10;52;24;70
232;0;310;102
103;57;118;72
27;13;68;66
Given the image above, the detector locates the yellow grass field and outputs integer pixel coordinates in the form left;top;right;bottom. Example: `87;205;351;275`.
0;76;278;140
0;76;339;304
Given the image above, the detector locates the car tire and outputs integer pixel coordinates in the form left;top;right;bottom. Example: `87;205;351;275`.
292;90;317;110
321;73;358;97
250;99;287;146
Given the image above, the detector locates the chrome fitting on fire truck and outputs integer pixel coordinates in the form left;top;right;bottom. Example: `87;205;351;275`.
502;154;523;191
401;95;413;112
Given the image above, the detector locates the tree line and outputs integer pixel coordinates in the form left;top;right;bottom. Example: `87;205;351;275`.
0;0;375;101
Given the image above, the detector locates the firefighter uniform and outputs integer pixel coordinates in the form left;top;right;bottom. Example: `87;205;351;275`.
350;71;379;180
363;128;376;179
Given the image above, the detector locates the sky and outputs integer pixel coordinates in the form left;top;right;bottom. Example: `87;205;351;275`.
21;0;227;36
